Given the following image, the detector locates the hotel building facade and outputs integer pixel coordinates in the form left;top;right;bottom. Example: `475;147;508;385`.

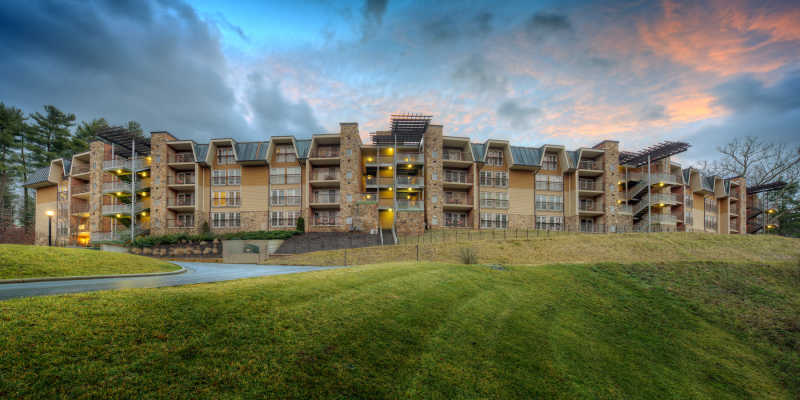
25;116;748;246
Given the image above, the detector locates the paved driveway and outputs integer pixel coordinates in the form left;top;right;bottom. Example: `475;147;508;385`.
0;262;336;301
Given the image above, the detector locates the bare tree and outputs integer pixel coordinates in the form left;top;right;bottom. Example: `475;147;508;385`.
699;136;800;186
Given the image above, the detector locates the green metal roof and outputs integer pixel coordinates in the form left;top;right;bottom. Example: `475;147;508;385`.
295;139;311;158
194;144;208;161
471;143;485;161
235;142;268;161
510;146;542;166
24;166;52;187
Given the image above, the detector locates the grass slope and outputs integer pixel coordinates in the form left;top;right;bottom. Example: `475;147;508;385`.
1;259;798;398
272;232;800;266
0;244;179;279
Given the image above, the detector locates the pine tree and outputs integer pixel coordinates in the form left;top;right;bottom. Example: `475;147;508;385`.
72;118;109;153
0;103;24;214
29;105;76;167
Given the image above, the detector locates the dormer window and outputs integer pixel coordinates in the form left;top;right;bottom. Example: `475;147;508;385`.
275;145;297;163
542;153;558;170
487;149;503;166
216;147;234;165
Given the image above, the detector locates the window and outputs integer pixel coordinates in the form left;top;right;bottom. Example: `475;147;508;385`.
480;191;508;208
494;171;508;187
271;189;300;206
313;210;339;226
536;215;563;230
542;153;558;170
175;171;194;184
271;210;300;227
216;147;234;165
212;169;227;185
487;149;503;166
174;192;193;206
704;196;717;213
227;168;241;185
213;191;240;207
535;194;564;211
445;211;469;227
212;212;240;228
286;167;301;184
480;213;507;228
176;213;194;227
445;169;468;183
313;189;339;203
270;167;285;185
275;145;297;163
480;171;492;186
579;198;597;211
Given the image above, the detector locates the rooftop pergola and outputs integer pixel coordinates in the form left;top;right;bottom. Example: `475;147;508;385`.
97;127;151;158
746;181;787;195
619;141;690;167
371;113;432;145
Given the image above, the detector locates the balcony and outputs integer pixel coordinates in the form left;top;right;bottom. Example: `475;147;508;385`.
71;202;89;215
444;193;473;210
397;153;424;164
535;202;563;212
629;172;681;185
102;181;147;195
167;218;195;229
396;175;424;188
480;199;509;209
167;197;195;210
378;198;393;209
365;176;393;187
310;192;340;208
102;203;145;216
309;146;340;165
578;180;602;193
310;171;340;187
313;216;342;226
578;160;602;171
480;177;508;188
579;202;604;215
443;171;472;188
103;158;150;173
72;183;90;197
360;193;378;202
71;164;90;177
397;199;424;211
365;155;393;165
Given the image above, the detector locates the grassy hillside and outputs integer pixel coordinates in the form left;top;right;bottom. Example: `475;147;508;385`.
271;232;800;266
1;257;799;398
0;244;179;279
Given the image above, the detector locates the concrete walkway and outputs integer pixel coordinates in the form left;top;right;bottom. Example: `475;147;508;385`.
0;262;336;301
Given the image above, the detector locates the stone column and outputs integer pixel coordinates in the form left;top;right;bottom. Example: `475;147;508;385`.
339;123;362;232
593;140;626;232
423;125;443;231
88;141;106;237
149;132;176;235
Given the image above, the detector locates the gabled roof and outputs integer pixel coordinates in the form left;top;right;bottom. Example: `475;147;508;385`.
24;166;52;187
509;146;541;166
471;143;485;161
295;139;311;159
235;142;268;161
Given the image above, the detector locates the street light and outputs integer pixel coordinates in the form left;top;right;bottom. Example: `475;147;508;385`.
45;210;55;246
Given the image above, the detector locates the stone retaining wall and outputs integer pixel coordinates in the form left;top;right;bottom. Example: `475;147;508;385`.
130;239;222;258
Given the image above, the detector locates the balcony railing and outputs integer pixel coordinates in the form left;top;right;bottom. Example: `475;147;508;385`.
396;175;424;186
642;214;678;224
102;181;144;193
442;151;465;161
71;164;90;175
360;193;378;202
579;160;602;170
168;175;195;185
365;176;393;186
535;202;563;211
170;153;194;163
535;222;564;231
103;158;149;171
72;183;90;195
445;194;473;205
270;196;301;206
71;202;89;214
444;172;472;184
311;192;340;204
310;147;340;158
480;199;509;209
167;219;195;228
397;153;424;163
397;199;424;210
168;197;195;207
578;180;600;191
579;202;604;212
444;217;472;228
102;203;145;215
618;204;633;214
313;216;341;226
311;171;339;181
481;177;508;187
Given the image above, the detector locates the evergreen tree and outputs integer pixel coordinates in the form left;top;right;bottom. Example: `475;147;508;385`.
29;105;76;167
72;118;109;153
0;103;24;214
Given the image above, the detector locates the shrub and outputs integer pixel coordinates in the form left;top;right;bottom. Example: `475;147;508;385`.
127;230;299;248
201;221;210;235
459;247;478;264
296;216;305;233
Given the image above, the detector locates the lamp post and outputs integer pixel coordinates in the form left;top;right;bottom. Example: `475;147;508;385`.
45;210;55;246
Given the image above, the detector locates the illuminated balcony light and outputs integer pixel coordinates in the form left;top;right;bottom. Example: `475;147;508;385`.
767;208;777;214
116;213;122;218
658;182;665;187
116;192;122;196
117;169;122;174
367;157;373;162
407;164;412;168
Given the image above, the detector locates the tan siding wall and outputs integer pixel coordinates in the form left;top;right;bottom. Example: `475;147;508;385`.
508;170;533;215
241;166;267;211
35;186;57;245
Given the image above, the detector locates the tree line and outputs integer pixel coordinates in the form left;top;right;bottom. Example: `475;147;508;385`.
0;102;142;229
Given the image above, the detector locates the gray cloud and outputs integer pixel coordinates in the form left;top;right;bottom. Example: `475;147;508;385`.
0;0;321;142
525;12;572;40
421;11;492;43
497;100;541;129
246;73;324;136
362;0;389;40
639;104;667;121
452;54;508;95
712;72;800;113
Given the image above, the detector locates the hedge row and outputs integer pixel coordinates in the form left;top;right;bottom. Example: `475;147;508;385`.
129;230;299;248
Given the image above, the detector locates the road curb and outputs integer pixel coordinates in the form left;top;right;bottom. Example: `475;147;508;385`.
0;265;187;284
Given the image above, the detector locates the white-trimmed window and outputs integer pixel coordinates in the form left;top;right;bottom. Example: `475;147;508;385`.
212;169;227;185
226;168;241;185
480;191;508;208
176;213;194;228
275;145;297;163
212;212;240;228
286;167;301;184
542;153;558;170
480;212;507;229
212;191;240;207
536;215;563;230
313;210;339;226
271;189;300;206
271;210;300;227
535;194;563;211
270;168;285;185
487;149;503;166
216;147;234;165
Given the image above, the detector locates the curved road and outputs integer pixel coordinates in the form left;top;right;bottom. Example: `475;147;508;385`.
0;262;337;301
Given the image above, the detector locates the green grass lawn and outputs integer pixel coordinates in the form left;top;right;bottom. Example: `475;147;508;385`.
0;244;180;279
1;259;798;398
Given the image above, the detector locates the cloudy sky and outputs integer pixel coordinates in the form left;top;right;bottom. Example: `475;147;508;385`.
1;0;799;163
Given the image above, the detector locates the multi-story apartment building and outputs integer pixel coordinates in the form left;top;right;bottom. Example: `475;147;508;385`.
25;115;748;246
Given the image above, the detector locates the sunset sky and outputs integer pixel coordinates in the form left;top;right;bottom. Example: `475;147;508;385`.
1;0;798;163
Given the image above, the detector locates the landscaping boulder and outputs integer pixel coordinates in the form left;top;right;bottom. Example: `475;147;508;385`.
143;248;152;255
